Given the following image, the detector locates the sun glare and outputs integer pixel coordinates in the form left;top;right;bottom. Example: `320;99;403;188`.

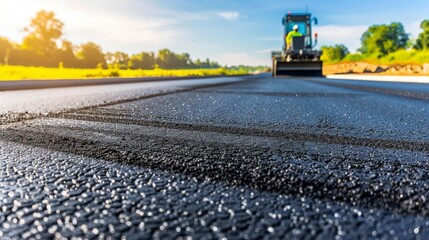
1;0;65;40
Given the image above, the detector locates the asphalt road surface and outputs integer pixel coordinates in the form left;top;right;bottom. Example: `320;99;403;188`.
1;74;429;239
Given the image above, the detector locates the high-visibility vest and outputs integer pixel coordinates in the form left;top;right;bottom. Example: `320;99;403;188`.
286;31;303;45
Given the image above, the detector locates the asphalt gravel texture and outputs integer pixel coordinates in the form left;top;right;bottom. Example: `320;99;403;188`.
1;74;429;239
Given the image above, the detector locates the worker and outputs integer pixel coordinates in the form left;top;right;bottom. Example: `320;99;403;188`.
286;24;302;49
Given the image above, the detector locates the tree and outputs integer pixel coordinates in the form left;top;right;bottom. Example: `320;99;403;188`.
359;22;409;56
194;59;202;68
21;10;64;60
157;49;176;69
129;52;155;69
58;40;79;68
177;53;191;68
105;51;129;69
202;58;214;68
190;58;220;69
0;37;13;65
140;52;156;69
76;42;106;68
415;20;429;50
321;44;349;62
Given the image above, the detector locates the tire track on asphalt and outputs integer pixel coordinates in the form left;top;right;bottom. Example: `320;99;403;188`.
55;112;429;153
304;78;429;101
2;75;429;219
0;76;260;126
2;123;429;218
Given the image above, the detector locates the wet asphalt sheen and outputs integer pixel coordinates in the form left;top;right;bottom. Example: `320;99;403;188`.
2;74;429;239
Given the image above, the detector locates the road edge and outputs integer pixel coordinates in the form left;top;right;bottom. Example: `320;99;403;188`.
326;74;429;83
0;74;250;91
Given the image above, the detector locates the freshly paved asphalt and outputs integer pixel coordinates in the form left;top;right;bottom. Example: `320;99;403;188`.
1;74;429;239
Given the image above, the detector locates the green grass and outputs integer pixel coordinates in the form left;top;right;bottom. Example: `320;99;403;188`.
325;50;429;66
0;65;249;81
378;50;429;65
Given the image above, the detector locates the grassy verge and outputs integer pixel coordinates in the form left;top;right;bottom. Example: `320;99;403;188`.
324;50;429;66
322;50;429;75
0;66;249;81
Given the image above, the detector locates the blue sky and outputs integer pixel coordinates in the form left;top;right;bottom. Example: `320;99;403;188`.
1;0;428;66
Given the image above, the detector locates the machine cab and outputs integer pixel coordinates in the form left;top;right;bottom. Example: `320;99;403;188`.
282;13;317;50
272;12;323;77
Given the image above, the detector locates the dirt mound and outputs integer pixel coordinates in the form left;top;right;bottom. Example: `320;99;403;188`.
324;62;429;76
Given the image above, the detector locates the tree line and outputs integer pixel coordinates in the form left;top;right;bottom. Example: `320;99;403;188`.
0;10;221;69
105;50;220;70
321;20;429;62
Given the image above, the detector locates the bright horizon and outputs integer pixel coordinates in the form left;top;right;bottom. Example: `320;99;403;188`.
1;0;428;66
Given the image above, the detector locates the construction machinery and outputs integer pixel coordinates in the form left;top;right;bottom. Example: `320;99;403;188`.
271;12;323;77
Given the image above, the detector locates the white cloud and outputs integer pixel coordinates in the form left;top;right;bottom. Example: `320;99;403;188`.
0;0;191;53
134;19;178;31
58;13;181;54
163;9;213;22
314;22;425;52
313;25;367;52
257;37;281;42
405;21;423;39
218;53;269;66
255;49;274;54
217;11;240;21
